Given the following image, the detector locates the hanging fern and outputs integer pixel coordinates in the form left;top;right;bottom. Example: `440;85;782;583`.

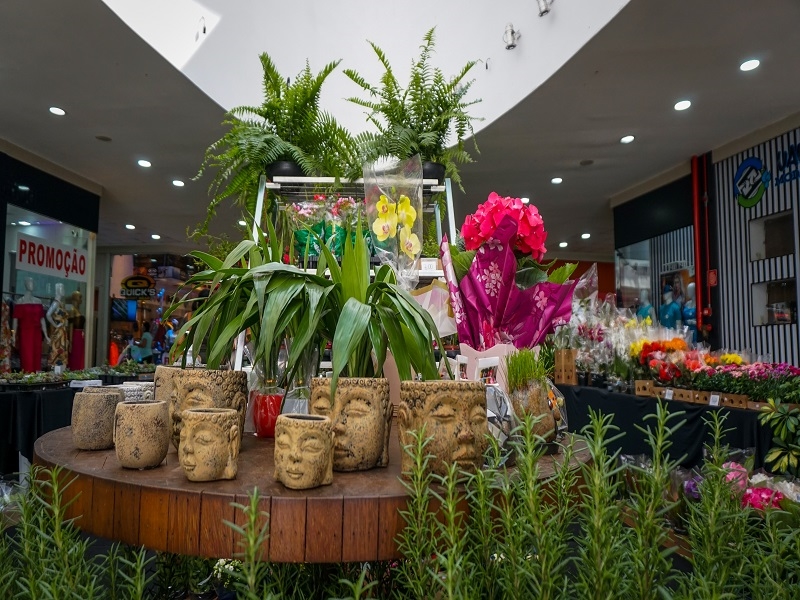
344;27;482;191
192;54;360;238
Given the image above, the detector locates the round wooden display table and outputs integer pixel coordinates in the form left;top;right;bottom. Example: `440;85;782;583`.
34;426;589;563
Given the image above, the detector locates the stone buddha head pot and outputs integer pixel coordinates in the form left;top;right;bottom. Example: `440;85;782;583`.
274;414;334;490
170;369;248;451
309;377;391;471
398;381;488;478
179;408;240;482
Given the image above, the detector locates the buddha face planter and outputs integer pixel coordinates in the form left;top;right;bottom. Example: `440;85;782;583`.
154;366;181;403
170;369;248;451
398;381;488;478
309;378;391;471
274;414;333;490
114;400;170;469
72;387;125;450
179;408;240;482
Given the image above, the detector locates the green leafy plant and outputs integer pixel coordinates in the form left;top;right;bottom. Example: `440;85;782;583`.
759;398;800;477
194;53;360;237
344;27;481;191
504;347;549;393
314;219;446;393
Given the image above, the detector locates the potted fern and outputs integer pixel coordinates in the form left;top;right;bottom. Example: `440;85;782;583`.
308;218;445;472
193;53;360;237
504;348;561;445
344;28;481;190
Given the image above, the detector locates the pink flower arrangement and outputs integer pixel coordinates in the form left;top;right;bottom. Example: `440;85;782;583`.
723;462;748;492
742;487;784;511
461;192;547;261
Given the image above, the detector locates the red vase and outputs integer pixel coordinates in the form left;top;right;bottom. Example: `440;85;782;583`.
252;388;283;438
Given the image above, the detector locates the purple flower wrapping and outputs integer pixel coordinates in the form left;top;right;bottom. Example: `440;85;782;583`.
442;215;577;350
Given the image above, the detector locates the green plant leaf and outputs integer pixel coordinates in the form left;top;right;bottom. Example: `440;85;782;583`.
331;298;372;392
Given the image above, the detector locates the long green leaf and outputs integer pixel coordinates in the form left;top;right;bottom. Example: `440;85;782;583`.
331;298;372;393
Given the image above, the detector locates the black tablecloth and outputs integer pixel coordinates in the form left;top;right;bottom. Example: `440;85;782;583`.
558;385;772;469
0;388;76;475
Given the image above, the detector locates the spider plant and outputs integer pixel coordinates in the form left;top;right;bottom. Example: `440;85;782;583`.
344;27;481;191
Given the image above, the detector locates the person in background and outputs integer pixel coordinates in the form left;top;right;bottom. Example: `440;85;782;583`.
135;322;154;364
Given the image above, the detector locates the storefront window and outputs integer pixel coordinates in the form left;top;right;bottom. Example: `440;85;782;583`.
108;254;199;365
615;240;651;312
2;204;91;372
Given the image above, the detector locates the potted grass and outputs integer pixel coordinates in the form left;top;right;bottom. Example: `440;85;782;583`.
166;219;332;439
344;27;481;191
193;52;361;238
307;218;445;471
504;348;560;448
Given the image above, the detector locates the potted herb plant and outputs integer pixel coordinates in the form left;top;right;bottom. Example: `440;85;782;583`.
308;218;445;471
504;348;560;445
344;28;481;190
193;53;360;237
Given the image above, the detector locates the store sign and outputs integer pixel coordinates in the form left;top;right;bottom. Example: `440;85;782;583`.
120;274;156;298
16;233;88;282
734;144;800;208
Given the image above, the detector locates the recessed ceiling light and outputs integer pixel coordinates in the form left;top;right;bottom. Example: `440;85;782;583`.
10;222;16;226
151;234;161;240
551;177;563;184
674;100;691;111
238;220;247;226
620;135;635;144
740;59;760;72
581;233;591;239
125;224;136;230
17;184;30;192
151;259;157;263
172;179;185;187
18;220;31;226
137;159;152;168
521;197;530;204
559;242;568;248
49;106;66;116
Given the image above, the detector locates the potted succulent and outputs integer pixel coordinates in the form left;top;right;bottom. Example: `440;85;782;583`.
344;27;481;190
193;52;360;237
308;218;445;471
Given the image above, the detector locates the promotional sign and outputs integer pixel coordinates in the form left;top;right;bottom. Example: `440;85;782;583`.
16;234;88;282
120;274;156;298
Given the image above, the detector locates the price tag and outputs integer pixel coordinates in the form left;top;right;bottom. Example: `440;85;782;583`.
709;394;720;407
420;259;438;272
664;389;674;400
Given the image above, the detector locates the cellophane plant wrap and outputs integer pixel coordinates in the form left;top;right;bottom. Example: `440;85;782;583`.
442;193;577;350
363;155;423;291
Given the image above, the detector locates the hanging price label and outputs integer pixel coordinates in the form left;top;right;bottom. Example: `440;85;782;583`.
709;394;720;407
664;389;674;400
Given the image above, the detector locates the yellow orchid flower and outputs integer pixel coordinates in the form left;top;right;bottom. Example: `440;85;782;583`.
396;195;416;229
372;213;398;242
399;226;421;259
376;195;396;216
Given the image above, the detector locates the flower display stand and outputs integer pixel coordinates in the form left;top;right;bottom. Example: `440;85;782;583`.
634;380;653;396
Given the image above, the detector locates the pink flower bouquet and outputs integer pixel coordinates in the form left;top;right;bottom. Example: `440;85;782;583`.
442;193;578;350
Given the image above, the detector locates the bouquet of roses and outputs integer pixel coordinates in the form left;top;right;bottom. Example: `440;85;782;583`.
442;192;577;350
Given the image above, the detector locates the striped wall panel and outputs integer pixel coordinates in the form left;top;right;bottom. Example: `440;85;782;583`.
714;127;800;365
649;225;694;306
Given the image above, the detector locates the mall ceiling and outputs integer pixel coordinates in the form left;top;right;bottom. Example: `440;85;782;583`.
1;0;799;260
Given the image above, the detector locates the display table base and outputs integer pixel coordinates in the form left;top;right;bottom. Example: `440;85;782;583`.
34;426;590;562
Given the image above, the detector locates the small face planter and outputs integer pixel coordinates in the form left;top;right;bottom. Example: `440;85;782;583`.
398;380;488;478
170;369;248;451
71;387;125;450
274;414;333;490
118;381;155;402
309;377;391;471
114;400;170;469
509;380;558;443
179;408;240;482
